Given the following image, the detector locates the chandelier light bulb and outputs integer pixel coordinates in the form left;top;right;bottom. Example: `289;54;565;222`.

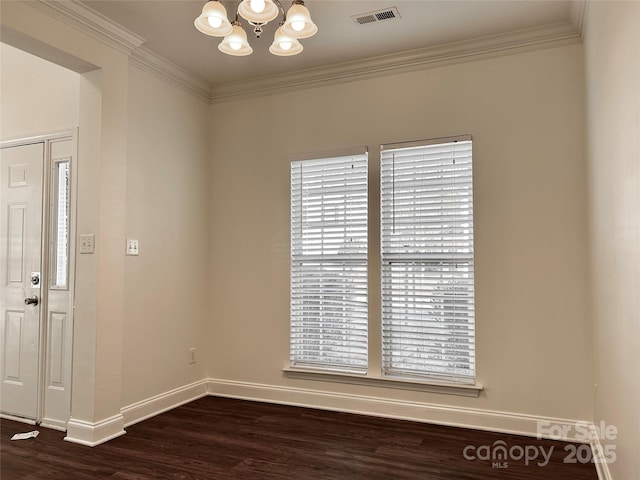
207;15;223;28
280;40;292;51
250;0;266;13
238;0;278;24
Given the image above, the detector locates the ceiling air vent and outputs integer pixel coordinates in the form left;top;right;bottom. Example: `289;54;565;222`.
352;7;401;26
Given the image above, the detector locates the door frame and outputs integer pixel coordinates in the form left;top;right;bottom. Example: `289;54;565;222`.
0;129;78;429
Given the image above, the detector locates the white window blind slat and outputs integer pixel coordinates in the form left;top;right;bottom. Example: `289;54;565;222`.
291;154;368;374
380;138;475;385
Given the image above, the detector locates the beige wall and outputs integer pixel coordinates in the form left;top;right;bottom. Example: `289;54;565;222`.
1;1;211;434
123;65;211;405
0;43;79;139
2;0;132;428
209;44;593;421
585;1;640;478
8;1;638;464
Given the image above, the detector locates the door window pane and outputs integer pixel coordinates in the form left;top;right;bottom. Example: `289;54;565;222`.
52;160;69;289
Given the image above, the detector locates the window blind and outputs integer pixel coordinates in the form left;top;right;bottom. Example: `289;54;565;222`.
380;136;475;384
290;153;368;373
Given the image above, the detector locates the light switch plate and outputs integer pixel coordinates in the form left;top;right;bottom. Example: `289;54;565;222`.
80;234;95;254
126;238;139;256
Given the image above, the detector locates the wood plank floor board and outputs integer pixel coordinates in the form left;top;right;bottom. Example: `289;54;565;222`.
1;396;598;479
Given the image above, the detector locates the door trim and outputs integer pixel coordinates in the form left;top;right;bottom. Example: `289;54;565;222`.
1;129;78;429
1;130;77;149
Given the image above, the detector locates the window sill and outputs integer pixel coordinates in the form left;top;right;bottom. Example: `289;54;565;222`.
282;367;483;398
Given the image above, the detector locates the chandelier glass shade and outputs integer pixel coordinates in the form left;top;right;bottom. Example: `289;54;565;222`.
269;26;303;56
218;21;253;56
281;2;317;38
194;0;317;57
238;0;279;24
194;1;233;37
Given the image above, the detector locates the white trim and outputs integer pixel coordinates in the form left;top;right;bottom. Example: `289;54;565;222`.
120;379;209;427
27;1;583;103
207;378;590;442
64;414;125;447
49;376;611;480
381;134;472;152
282;368;483;398
27;1;209;102
1;130;78;148
589;424;614;480
39;417;67;432
288;145;369;163
129;47;211;103
209;21;581;103
0;413;37;425
29;0;145;55
570;0;588;39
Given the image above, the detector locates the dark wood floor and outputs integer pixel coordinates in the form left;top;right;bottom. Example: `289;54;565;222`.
1;396;598;479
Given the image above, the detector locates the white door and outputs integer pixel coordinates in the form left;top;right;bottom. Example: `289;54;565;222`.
0;142;45;420
0;136;75;429
41;138;75;430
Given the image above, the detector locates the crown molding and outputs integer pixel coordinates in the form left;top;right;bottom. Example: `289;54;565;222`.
129;47;211;103
30;0;145;55
569;0;588;39
210;21;582;103
27;1;585;105
29;1;212;101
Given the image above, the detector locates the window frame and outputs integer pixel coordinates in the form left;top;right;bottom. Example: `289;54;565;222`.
289;149;369;375
380;135;476;385
50;157;71;290
286;138;481;395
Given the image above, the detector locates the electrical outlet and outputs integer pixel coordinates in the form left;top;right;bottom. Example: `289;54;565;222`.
189;347;196;365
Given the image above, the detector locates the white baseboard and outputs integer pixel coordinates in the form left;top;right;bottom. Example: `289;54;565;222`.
57;376;611;480
0;375;611;480
207;378;591;443
589;424;613;480
40;417;67;432
121;379;208;427
64;413;125;447
0;413;37;425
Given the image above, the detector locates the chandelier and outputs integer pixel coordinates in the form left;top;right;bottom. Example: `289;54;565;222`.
194;0;317;56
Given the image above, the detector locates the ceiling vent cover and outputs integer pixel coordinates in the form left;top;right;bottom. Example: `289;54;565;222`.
352;7;401;25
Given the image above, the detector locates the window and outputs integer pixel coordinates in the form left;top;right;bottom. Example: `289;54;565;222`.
52;159;70;289
380;136;475;384
290;151;368;374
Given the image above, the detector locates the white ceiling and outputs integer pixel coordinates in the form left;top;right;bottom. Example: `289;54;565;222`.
80;0;576;87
